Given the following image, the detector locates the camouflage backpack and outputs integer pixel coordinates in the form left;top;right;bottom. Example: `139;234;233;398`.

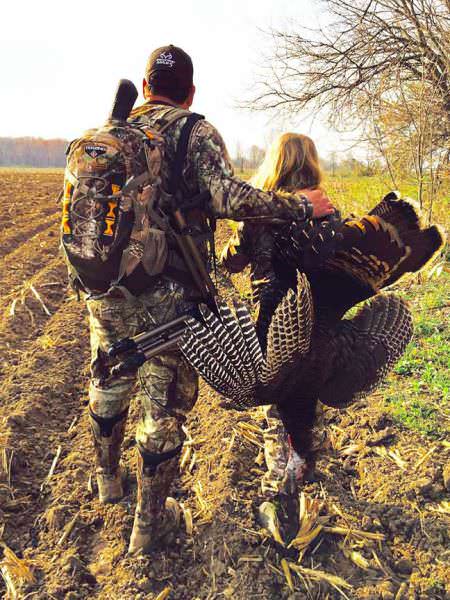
61;79;202;294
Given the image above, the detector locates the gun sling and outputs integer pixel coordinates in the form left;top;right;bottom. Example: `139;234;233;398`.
164;113;217;301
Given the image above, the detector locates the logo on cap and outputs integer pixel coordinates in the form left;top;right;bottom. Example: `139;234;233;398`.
156;52;175;67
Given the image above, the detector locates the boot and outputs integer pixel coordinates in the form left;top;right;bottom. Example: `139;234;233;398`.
259;427;307;546
89;408;128;504
128;447;181;556
258;501;285;546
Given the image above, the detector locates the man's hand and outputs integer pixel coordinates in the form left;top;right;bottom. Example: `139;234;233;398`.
299;188;335;218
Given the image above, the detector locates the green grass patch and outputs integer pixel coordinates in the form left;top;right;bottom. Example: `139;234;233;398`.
324;174;449;226
385;395;443;439
382;271;449;439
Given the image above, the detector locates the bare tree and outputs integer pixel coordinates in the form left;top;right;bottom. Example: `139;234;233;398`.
252;0;449;131
368;73;448;213
248;144;266;168
250;0;449;219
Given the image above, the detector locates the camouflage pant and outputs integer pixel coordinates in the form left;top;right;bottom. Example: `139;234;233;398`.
87;280;198;454
260;404;290;496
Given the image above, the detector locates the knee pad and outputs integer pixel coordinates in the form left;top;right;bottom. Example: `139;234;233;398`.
89;407;128;438
89;380;131;417
137;442;183;476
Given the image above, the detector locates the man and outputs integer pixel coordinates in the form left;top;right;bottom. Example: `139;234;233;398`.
87;44;334;556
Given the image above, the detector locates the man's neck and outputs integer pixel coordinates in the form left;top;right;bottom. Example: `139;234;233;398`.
145;94;183;108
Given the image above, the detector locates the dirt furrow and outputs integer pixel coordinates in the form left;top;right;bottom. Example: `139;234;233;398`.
0;210;58;260
0;170;63;229
0;224;61;301
0;203;58;233
0;257;69;374
0;298;90;595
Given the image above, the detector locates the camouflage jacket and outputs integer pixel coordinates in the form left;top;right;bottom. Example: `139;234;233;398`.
130;102;314;224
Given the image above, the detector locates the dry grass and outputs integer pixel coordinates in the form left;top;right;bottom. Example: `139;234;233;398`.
0;543;35;599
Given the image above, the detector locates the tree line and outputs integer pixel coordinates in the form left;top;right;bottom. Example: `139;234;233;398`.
0;137;67;167
231;144;385;177
1;134;378;178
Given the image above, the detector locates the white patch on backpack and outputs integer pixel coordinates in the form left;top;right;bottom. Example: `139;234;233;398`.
85;145;107;158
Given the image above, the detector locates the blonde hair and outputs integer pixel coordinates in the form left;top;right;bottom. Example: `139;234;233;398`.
251;133;323;193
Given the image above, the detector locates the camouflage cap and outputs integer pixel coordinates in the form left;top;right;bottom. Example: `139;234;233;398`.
145;45;193;90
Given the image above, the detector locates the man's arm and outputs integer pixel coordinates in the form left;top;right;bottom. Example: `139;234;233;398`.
188;121;326;223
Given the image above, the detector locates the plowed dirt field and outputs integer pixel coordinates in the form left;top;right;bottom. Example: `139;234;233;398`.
0;169;448;600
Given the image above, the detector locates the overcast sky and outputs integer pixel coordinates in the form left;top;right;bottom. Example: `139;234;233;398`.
1;0;359;159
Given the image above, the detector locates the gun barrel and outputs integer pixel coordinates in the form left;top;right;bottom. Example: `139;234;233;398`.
110;331;185;378
142;332;185;359
138;323;187;353
107;313;191;374
133;314;188;344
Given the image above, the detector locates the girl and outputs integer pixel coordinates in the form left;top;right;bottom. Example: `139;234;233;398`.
221;133;330;503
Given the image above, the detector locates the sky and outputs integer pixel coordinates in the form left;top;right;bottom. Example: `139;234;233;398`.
0;0;359;159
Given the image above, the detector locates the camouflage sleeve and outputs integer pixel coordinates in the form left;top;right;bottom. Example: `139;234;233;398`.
187;121;313;223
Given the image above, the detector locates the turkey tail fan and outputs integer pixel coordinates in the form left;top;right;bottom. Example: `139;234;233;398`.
233;301;265;383
320;293;413;408
179;275;314;409
180;319;236;399
369;191;421;232
260;272;314;386
190;305;242;382
179;299;264;410
369;191;445;287
383;225;444;286
215;300;264;385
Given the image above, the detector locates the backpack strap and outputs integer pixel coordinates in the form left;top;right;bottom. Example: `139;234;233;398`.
131;104;191;134
157;107;192;134
131;104;203;186
168;113;204;195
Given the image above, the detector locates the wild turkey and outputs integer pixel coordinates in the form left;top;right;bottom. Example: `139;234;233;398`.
179;192;444;460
